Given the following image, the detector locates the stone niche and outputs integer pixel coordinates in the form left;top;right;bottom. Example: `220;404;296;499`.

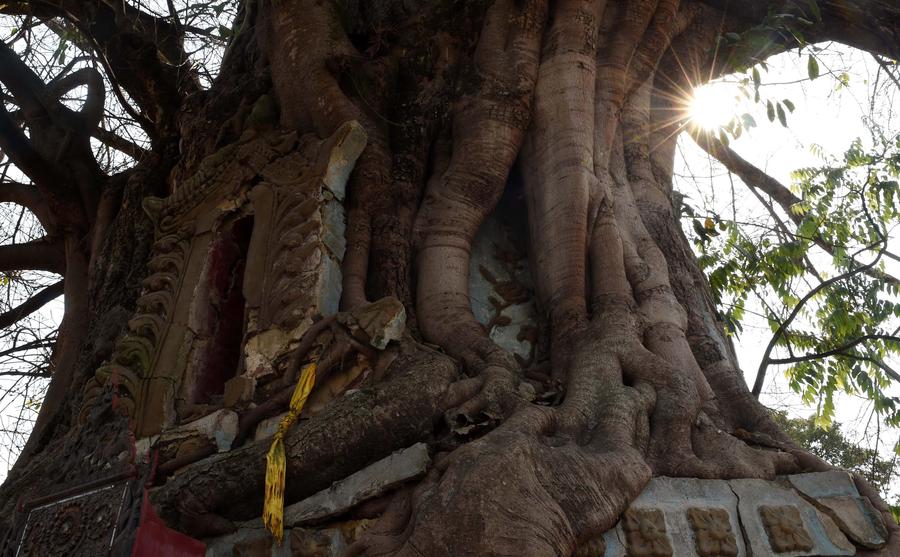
469;180;540;368
78;116;367;446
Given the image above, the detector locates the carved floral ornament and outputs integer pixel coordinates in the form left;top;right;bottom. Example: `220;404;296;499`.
759;504;815;553
78;113;367;438
687;507;738;557
622;508;674;557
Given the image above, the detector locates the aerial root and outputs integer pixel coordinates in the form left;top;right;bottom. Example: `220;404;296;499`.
354;401;652;557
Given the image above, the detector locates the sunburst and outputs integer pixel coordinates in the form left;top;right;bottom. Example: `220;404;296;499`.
689;81;743;130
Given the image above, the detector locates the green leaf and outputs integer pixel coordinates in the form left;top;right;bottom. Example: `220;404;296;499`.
752;67;761;88
776;102;787;127
783;99;795;112
806;0;822;21
766;100;775;122
808;55;820;80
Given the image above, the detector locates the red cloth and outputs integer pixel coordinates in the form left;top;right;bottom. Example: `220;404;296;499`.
132;490;205;557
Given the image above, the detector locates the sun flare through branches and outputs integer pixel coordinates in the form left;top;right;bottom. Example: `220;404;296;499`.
690;81;743;130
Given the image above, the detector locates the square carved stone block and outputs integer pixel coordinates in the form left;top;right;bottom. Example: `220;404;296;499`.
687;507;739;557
759;505;814;553
16;480;130;556
621;508;674;557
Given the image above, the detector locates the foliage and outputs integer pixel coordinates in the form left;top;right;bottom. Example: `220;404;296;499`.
691;130;900;428
773;411;897;491
771;410;900;521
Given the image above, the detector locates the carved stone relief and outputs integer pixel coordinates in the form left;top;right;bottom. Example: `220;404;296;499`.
242;123;365;382
621;508;673;557
79;118;366;438
16;479;131;556
687;507;739;557
759;505;814;553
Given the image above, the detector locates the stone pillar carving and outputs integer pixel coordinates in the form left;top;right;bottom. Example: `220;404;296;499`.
79;121;366;438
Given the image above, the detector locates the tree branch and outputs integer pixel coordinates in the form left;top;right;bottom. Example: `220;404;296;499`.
0;104;62;189
752;187;888;395
0;280;63;330
699;0;900;60
690;126;900;286
91;126;149;161
0;336;55;360
768;334;900;366
0;41;51;118
45;66;105;131
0;239;65;274
0;181;53;230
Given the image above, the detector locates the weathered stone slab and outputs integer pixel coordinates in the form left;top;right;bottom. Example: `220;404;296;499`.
243;320;312;379
615;477;746;557
223;375;255;407
603;528;627;556
204;523;291;557
787;471;887;548
254;411;288;442
787;471;857;499
730;478;854;556
338;296;406;350
321;120;367;202
291;520;374;557
284;443;430;526
206;519;375;556
140;409;239;466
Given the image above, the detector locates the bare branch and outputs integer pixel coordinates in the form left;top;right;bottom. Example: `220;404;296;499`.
0;238;64;274
45;66;105;131
0;371;50;378
0;336;55;360
0;41;51;117
0;104;62;189
0;181;53;229
768;334;900;366
91;126;149;161
0;280;63;330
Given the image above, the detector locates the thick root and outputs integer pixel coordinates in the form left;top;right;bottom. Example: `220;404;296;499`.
354;406;650;557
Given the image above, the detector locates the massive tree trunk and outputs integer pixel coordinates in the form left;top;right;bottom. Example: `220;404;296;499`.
1;0;899;555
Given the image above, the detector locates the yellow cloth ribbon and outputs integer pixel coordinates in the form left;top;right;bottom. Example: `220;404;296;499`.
264;361;317;542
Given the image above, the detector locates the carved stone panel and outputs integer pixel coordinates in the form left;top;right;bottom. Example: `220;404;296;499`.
687;507;739;557
788;470;888;548
759;505;814;553
610;477;746;557
16;480;130;556
79;118;366;438
242;122;366;380
730;478;853;556
621;508;673;557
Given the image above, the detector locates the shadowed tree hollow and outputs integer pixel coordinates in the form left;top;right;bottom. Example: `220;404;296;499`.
0;0;899;555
